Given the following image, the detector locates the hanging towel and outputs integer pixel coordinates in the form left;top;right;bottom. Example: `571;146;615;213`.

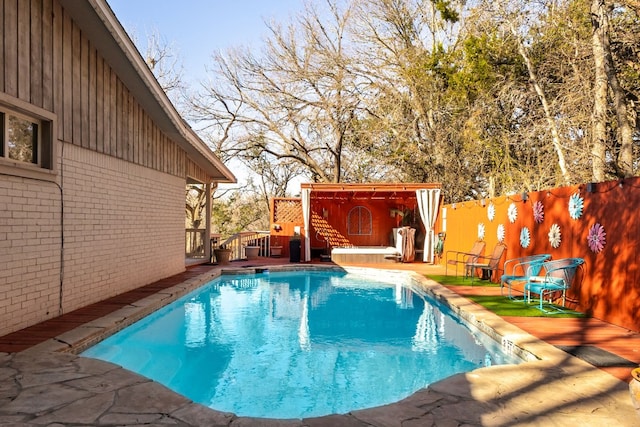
403;227;416;262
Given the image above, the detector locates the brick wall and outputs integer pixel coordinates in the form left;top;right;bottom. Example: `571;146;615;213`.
61;144;185;311
0;174;62;335
0;143;186;336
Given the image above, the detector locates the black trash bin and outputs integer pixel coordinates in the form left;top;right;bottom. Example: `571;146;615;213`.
289;238;301;262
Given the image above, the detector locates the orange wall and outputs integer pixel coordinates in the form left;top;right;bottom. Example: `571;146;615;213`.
309;199;421;248
442;178;640;332
270;196;426;254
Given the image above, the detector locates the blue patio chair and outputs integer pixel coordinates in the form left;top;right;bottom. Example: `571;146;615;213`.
524;258;585;313
500;254;552;299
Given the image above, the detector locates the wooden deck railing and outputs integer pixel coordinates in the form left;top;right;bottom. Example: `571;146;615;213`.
217;231;271;261
187;230;273;262
211;231;272;262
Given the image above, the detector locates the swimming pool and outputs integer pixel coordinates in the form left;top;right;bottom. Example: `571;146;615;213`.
82;269;520;419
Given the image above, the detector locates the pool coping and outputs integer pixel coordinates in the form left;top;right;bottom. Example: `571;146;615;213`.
9;264;638;426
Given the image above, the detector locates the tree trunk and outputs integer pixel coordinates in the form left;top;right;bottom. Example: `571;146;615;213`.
611;68;634;178
514;30;571;185
600;1;635;177
591;0;634;179
591;0;609;182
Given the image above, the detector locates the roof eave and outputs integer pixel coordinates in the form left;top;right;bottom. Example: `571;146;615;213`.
300;183;442;192
58;0;236;184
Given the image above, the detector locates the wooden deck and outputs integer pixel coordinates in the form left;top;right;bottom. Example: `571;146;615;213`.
1;258;638;383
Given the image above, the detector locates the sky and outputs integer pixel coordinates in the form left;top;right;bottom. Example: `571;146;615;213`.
107;0;306;84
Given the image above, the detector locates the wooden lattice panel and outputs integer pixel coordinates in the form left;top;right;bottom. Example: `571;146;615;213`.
274;199;303;223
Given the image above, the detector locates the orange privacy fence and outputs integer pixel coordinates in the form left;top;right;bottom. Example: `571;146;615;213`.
440;177;640;333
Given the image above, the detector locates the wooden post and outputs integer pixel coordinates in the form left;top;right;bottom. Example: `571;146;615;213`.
204;182;214;263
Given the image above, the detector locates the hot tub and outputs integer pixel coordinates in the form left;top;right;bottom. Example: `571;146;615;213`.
331;246;400;264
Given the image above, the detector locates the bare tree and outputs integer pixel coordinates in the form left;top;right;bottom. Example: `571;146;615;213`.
191;0;365;186
185;184;207;229
128;27;187;106
186;0;638;207
481;0;573;185
144;29;186;95
349;0;478;199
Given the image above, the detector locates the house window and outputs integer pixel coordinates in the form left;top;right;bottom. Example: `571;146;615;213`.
347;206;372;235
0;95;55;174
4;113;39;165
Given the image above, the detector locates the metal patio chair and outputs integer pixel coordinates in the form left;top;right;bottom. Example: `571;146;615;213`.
524;258;585;313
466;242;507;283
445;240;485;277
500;254;552;299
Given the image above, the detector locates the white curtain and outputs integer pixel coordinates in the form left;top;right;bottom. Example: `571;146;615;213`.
394;227;403;254
416;189;441;263
302;188;311;262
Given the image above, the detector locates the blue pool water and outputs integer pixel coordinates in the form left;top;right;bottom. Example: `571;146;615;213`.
82;269;518;419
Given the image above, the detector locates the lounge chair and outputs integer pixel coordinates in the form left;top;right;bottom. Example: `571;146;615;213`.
445;240;485;277
524;258;585;313
500;254;552;299
466;242;507;283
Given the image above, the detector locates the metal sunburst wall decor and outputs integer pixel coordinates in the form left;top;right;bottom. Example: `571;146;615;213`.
508;202;518;223
533;201;544;224
548;223;561;248
487;203;496;221
587;223;606;253
520;226;531;248
568;192;584;220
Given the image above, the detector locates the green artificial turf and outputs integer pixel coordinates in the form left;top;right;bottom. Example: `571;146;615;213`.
465;295;587;318
427;274;501;287
426;275;587;318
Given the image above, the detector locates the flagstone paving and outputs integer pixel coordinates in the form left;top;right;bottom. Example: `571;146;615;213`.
0;260;638;426
0;348;636;426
